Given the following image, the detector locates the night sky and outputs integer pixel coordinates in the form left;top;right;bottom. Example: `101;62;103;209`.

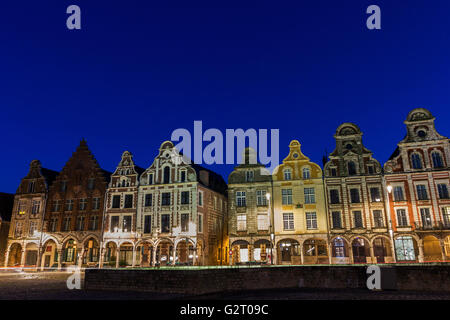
1;0;449;193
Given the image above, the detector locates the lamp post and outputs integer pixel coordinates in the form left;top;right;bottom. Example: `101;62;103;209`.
384;182;397;263
266;192;274;265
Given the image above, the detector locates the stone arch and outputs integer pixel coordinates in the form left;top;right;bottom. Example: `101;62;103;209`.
277;238;300;264
423;235;442;262
82;237;100;265
41;239;59;269
331;236;350;261
7;243;22;267
175;238;196;265
303;238;328;264
231;239;250;265
118;241;134;267
394;235;419;262
135;240;154;267
156;238;174;266
103;241;118;267
371;236;393;263
24;242;39;267
253;239;271;263
61;238;79;266
351;237;370;264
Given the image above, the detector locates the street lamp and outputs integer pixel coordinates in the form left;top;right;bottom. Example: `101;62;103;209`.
384;182;396;263
266;192;274;265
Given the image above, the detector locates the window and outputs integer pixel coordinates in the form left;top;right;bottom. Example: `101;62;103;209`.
395;237;416;261
52;200;61;212
306;212;317;229
15;222;23;237
124;194;133;208
367;165;375;174
79;198;87;211
122;216;132;232
283;169;292;180
32;200;40;215
62;217;71;231
65;199;74;211
17;201;26;215
161;192;171;206
236;191;246;207
213;196;217;209
60;181;67;192
257;214;269;231
76;216;85;231
353;211;363;228
87;178;95;190
148;173;153;185
181;191;190;205
181;213;189;232
161;214;170;233
370;187;381;202
411;153;422;169
302;167;311;179
237;215;247;231
28;221;38;236
198;192;203;206
432;152;444;168
330;168;337;177
416;185;428;200
420;208;432;227
144;194;152;207
283;213;294;230
144;215;152;234
393;186;405;201
396;209;408;227
163;166;170;184
329;190;340;204
438;184;449;199
333;238;345;257
110;216;119;232
256;190;268;206
198;214;203;233
350;188;360;203
112;195;121;208
49;217;57;232
304;188;315;204
245;170;254;182
348;161;356;176
180;170;186;182
89;216;98;230
373;210;384;228
442;207;450;227
28;181;35;193
93;197;100;210
282;189;293;205
332;211;342;229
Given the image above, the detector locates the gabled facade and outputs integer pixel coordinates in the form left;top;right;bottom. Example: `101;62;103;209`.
102;141;228;267
384;108;450;262
100;151;144;268
41;140;110;269
4;161;57;267
0;192;15;267
227;148;273;265
272;140;328;265
324;123;393;264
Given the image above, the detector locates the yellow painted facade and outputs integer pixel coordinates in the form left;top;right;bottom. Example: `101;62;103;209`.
272;140;330;265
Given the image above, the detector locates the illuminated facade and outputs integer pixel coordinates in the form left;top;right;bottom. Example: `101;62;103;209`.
384;108;450;262
100;151;144;268
132;141;228;266
41;140;110;270
227;148;273;265
324;123;393;264
272;140;329;265
4;161;57;268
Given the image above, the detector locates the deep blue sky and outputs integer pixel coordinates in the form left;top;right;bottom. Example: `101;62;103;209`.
1;0;449;193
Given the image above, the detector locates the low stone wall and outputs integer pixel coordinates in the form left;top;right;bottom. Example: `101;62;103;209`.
84;264;450;295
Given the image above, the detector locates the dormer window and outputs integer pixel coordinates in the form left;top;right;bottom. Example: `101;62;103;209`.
28;181;35;193
60;181;67;192
302;167;311;179
411;153;422;169
87;178;95;190
432;152;444;168
180;170;186;182
284;169;292;180
245;170;254;182
417;130;427;138
330;168;337;177
348;161;357;176
367;165;374;175
148;173;153;185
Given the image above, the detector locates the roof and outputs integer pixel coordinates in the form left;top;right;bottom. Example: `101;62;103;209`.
191;163;227;195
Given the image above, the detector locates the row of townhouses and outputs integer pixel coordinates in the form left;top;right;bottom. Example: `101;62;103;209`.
3;108;450;268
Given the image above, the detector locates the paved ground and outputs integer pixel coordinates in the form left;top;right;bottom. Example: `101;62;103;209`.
1;271;450;300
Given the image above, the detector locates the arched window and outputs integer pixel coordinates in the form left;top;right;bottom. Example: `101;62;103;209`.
163;166;170;184
432;152;444;168
283;169;292;180
348;161;356;176
302;167;311;179
411;153;422;169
